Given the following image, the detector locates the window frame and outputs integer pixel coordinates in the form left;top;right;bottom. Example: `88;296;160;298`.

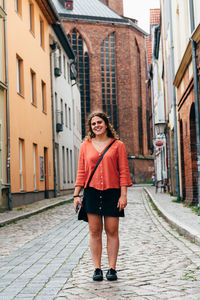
29;1;35;34
41;80;47;113
30;69;36;106
39;17;45;49
16;55;24;96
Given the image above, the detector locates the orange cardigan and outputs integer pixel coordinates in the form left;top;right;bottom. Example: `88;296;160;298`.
75;139;132;190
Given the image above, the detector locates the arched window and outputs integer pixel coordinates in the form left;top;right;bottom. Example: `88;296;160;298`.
100;32;117;130
68;29;90;138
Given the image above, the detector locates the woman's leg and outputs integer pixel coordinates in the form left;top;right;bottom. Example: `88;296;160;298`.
88;214;103;269
104;217;119;269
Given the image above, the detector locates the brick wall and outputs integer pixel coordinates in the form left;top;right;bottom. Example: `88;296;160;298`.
177;67;198;205
61;19;153;181
100;0;123;16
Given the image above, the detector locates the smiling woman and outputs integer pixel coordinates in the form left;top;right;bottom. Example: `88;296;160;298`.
73;110;132;281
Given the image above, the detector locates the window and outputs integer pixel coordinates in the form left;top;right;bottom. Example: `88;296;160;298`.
40;18;44;48
62;146;66;183
55;92;58;123
30;69;36;105
19;139;24;191
69;107;71;130
16;55;24;95
67;62;70;83
101;32;117;130
65;103;68;127
61;99;64;125
54;47;62;73
67;29;91;138
29;2;34;34
15;0;22;15
66;148;69;183
70;149;73;183
41;81;46;113
33;144;37;190
63;55;66;78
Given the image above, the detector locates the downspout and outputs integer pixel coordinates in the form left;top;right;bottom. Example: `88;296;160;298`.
3;0;12;210
169;0;180;198
189;0;200;209
50;44;57;198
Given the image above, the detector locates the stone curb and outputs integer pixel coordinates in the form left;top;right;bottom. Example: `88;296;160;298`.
0;197;73;227
144;187;200;247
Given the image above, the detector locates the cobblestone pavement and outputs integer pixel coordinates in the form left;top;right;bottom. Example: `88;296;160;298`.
56;187;200;300
1;187;200;299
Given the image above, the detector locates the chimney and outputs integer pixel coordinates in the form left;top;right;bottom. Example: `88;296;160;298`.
65;0;73;10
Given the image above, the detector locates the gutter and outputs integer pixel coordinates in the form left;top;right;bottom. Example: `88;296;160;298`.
3;0;12;210
49;45;57;198
169;0;180;198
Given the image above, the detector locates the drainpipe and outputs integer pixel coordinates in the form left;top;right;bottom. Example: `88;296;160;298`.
189;0;200;209
50;44;57;198
3;0;12;210
169;0;180;199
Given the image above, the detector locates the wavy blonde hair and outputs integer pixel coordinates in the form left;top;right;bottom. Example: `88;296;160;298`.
84;111;119;141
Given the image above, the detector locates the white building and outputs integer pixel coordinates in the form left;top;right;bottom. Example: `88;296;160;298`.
50;23;81;196
151;23;167;186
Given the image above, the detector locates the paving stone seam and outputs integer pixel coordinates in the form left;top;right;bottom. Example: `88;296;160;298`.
142;191;200;268
0;220;87;294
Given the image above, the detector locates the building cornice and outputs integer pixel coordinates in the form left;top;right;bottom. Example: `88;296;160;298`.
35;0;59;24
173;41;192;87
0;81;7;90
0;6;6;18
174;23;200;87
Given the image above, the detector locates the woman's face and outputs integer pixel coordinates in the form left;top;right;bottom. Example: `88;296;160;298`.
91;116;107;137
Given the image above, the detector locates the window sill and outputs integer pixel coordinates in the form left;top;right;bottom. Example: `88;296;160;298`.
31;102;37;108
17;92;24;99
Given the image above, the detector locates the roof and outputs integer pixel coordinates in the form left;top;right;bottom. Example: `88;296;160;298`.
52;0;129;24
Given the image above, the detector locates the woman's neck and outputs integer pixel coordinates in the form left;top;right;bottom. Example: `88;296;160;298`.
93;134;110;142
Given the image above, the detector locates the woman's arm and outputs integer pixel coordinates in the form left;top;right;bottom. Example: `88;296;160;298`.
117;186;127;211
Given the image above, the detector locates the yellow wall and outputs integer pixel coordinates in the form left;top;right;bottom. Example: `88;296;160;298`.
7;0;53;194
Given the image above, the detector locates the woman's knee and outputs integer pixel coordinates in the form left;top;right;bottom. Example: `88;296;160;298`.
104;224;118;238
88;214;103;238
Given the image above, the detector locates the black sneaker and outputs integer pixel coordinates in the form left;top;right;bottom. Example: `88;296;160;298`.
106;268;118;281
93;268;103;281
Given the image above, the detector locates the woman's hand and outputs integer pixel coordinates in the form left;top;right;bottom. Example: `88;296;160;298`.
117;186;127;211
117;195;127;211
73;196;82;213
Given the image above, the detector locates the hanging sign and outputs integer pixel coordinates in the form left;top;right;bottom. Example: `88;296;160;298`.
153;139;164;148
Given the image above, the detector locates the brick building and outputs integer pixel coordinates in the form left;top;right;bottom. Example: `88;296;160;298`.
52;0;154;182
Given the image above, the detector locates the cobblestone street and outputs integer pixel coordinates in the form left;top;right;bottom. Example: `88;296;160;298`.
1;187;200;299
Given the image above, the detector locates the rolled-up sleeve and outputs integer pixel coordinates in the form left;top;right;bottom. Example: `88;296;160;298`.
118;142;132;187
75;143;85;187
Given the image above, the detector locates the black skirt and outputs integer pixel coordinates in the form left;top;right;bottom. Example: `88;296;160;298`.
81;187;124;220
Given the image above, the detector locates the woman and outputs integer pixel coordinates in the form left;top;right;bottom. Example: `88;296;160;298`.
73;111;132;281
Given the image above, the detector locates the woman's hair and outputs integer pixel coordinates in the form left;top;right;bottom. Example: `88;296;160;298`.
84;111;119;140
